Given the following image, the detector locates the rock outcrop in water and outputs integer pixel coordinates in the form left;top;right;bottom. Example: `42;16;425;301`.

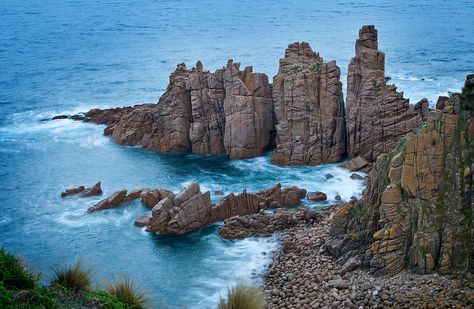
345;25;429;163
66;25;437;166
81;61;273;159
271;42;346;165
325;75;474;276
147;183;306;235
60;182;102;198
86;187;171;212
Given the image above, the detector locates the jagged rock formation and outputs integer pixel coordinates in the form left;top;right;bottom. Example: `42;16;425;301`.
326;75;474;276
147;183;306;235
60;182;102;198
219;208;322;239
81;61;273;159
86;187;171;212
66;25;437;166
61;185;85;197
271;42;346;165
346;25;428;162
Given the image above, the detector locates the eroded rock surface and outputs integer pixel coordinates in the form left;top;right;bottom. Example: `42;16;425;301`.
61;182;102;198
346;25;429;162
61;186;85;198
271;42;346;165
88;189;128;213
147;183;306;235
219;208;321;239
326;76;474;276
81;182;102;197
80;61;273;159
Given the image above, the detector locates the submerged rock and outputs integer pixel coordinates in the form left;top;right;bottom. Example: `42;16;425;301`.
61;182;102;198
61;186;85;197
81;182;102;197
87;189;127;212
325;75;474;276
134;212;152;227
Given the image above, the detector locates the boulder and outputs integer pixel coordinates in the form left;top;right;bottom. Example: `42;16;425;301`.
436;96;449;110
61;186;85;198
350;173;364;180
256;183;307;207
87;189;127;212
81;182;102;197
307;191;327;201
338;156;369;172
271;42;346;165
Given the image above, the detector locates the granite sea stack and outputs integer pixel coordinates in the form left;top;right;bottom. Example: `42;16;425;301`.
345;25;430;163
69;25;436;167
326;75;474;276
83;61;273;159
271;42;346;165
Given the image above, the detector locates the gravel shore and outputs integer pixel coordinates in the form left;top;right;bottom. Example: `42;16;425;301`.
263;207;474;308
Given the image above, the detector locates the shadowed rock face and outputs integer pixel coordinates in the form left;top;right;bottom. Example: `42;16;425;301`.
223;60;274;159
147;183;306;235
346;25;427;162
187;61;226;155
271;42;346;165
326;75;474;276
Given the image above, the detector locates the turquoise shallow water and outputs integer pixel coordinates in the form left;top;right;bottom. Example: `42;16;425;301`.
0;0;473;307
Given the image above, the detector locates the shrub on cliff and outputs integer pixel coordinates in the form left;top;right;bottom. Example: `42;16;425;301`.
0;248;36;290
107;276;150;309
218;282;265;309
51;260;92;292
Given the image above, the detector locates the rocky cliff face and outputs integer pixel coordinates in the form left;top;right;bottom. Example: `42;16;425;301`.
271;42;346;165
326;75;474;276
346;25;427;163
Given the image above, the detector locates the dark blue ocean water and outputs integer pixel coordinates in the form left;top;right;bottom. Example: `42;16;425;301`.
0;0;473;307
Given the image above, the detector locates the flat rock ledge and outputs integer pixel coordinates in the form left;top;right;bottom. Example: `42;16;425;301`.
263;207;474;308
